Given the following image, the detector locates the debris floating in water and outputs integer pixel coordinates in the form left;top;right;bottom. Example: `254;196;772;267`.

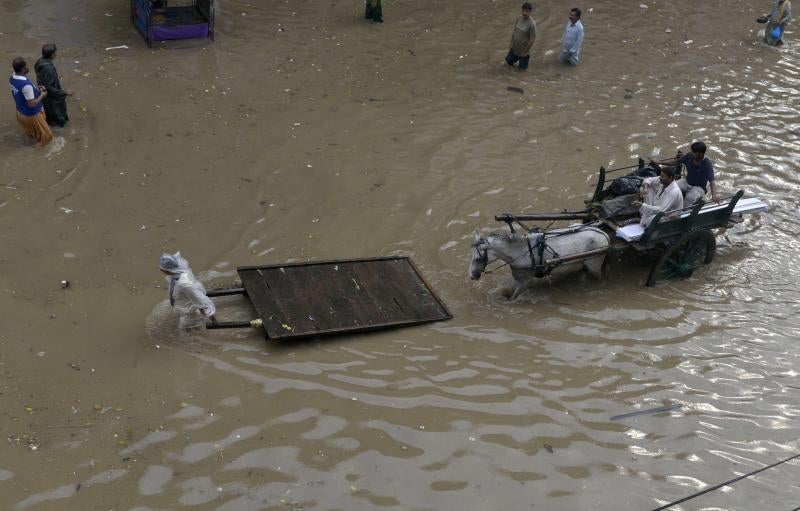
610;404;682;421
507;86;524;94
105;45;128;51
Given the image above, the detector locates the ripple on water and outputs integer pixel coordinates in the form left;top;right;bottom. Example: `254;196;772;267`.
138;465;174;496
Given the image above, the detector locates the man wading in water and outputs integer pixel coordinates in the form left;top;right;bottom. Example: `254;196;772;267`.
159;252;217;330
760;0;792;45
559;7;584;66
8;57;53;147
505;2;536;71
365;0;383;23
34;43;74;128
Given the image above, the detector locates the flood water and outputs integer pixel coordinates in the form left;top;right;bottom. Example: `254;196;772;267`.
1;0;799;509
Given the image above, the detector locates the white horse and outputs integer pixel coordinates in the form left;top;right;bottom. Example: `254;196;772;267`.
469;225;610;299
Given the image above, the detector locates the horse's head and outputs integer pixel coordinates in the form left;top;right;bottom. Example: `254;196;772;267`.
469;230;490;280
469;230;547;280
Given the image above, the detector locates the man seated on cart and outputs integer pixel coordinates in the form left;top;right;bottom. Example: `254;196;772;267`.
650;141;719;205
634;166;683;227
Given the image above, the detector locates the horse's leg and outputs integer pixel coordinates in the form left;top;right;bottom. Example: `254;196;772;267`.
509;279;529;300
600;255;609;279
584;255;606;280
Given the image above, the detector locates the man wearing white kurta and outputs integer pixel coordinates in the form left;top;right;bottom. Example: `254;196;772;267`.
635;167;684;227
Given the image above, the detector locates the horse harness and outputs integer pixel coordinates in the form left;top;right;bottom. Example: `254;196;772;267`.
526;232;560;278
473;243;489;267
477;229;579;276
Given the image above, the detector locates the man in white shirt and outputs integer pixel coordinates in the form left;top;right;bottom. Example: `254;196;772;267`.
559;8;584;66
634;166;684;227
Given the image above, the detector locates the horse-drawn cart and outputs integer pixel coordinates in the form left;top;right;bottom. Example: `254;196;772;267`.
470;159;768;294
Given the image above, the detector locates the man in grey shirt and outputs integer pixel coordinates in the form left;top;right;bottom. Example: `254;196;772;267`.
506;2;536;70
762;0;791;45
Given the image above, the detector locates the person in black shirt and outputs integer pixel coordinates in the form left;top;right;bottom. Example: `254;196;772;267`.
34;44;73;127
650;141;719;205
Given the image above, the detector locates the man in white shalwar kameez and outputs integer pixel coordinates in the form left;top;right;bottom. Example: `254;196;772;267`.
159;252;217;330
635;167;684;227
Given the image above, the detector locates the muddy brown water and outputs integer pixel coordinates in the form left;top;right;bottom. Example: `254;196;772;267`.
1;0;799;509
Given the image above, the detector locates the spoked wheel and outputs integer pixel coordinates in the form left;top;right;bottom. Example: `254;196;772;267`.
646;230;716;287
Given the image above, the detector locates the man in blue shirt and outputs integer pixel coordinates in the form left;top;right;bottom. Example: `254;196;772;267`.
651;141;719;205
9;57;52;147
559;8;584;66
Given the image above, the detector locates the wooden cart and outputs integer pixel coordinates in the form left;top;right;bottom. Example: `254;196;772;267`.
493;161;767;286
204;256;451;339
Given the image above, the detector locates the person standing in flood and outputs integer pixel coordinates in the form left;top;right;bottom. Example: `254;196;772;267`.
365;0;383;23
763;0;792;45
505;2;537;71
34;43;73;128
9;57;52;147
559;7;584;66
159;252;217;330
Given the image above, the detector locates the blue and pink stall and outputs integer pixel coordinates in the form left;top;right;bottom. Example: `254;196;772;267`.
131;0;215;46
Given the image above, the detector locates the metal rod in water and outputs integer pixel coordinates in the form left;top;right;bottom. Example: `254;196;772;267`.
206;319;262;329
610;404;682;421
651;453;800;511
206;287;246;297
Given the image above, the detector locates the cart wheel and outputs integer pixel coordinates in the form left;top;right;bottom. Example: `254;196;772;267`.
646;230;716;286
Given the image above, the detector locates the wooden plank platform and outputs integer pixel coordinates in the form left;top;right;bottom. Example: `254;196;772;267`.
236;257;451;340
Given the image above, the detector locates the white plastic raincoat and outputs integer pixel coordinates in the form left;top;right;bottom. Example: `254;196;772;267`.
160;252;216;329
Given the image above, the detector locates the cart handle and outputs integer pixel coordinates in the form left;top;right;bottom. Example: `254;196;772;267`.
207;319;263;330
206;287;246;298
